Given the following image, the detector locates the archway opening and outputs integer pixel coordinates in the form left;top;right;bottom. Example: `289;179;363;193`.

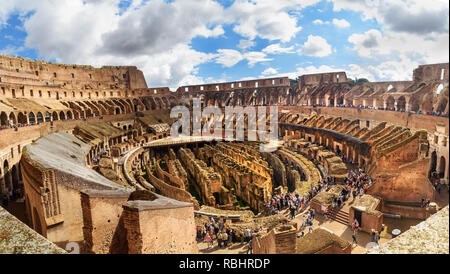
28;112;36;125
439;156;446;179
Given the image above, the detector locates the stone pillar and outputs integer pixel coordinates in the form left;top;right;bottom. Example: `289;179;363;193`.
0;177;6;194
405;103;411;112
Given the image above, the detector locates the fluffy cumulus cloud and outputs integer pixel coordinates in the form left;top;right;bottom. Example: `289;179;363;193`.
213;49;272;68
329;0;449;34
348;29;449;64
260;67;278;76
299;35;333;57
237;39;256;50
0;0;322;88
226;0;320;42
214;49;245;68
262;43;295;54
332;0;449;64
332;18;350;28
313;19;328;25
0;0;448;88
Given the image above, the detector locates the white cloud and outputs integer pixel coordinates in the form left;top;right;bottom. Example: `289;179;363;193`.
2;0;228;89
260;67;278;76
262;43;295;54
348;28;449;63
299;35;332;57
329;0;449;34
313;19;328;25
237;39;256;50
214;49;244;67
244;51;272;67
332;18;350;28
214;49;272;68
226;0;320;42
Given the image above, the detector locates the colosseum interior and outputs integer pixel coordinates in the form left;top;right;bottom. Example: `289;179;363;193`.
0;55;448;254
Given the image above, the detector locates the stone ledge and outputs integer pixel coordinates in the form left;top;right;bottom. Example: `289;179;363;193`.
0;207;67;254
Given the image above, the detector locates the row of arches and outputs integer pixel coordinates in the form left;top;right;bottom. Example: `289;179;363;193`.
0;160;22;197
0;96;179;127
429;151;447;180
1;110;73;126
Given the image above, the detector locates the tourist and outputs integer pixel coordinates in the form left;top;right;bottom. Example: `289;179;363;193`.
289;202;296;219
217;231;223;248
374;231;380;245
246;237;253;254
245;227;251;242
204;233;213;248
352;230;358;244
222;231;229;247
370;229;376;242
351;219;359;233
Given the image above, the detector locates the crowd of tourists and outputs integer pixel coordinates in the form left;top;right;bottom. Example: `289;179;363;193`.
304;103;449;117
264;176;342;219
196;217;261;254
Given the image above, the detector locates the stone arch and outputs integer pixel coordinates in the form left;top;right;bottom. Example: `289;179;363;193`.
385;96;395;110
11;165;19;190
397;96;406;111
436;97;448;113
421;93;433;113
52;111;59;121
8;112;16;125
17;112;27;125
429;151;437;178
28;112;36;124
36;112;44;123
0;111;8;126
3;160;10;190
66;111;72;120
439;156;446;178
408;96;420;112
44;112;51;122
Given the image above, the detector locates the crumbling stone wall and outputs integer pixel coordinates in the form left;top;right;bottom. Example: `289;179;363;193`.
123;200;198;254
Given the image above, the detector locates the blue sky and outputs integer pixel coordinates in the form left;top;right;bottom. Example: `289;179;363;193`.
0;0;448;89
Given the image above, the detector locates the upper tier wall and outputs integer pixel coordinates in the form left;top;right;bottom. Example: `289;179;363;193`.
0;55;148;90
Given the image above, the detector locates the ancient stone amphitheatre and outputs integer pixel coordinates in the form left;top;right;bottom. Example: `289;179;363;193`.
0;54;447;254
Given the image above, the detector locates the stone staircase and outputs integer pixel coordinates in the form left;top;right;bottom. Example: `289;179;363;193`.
326;206;349;226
